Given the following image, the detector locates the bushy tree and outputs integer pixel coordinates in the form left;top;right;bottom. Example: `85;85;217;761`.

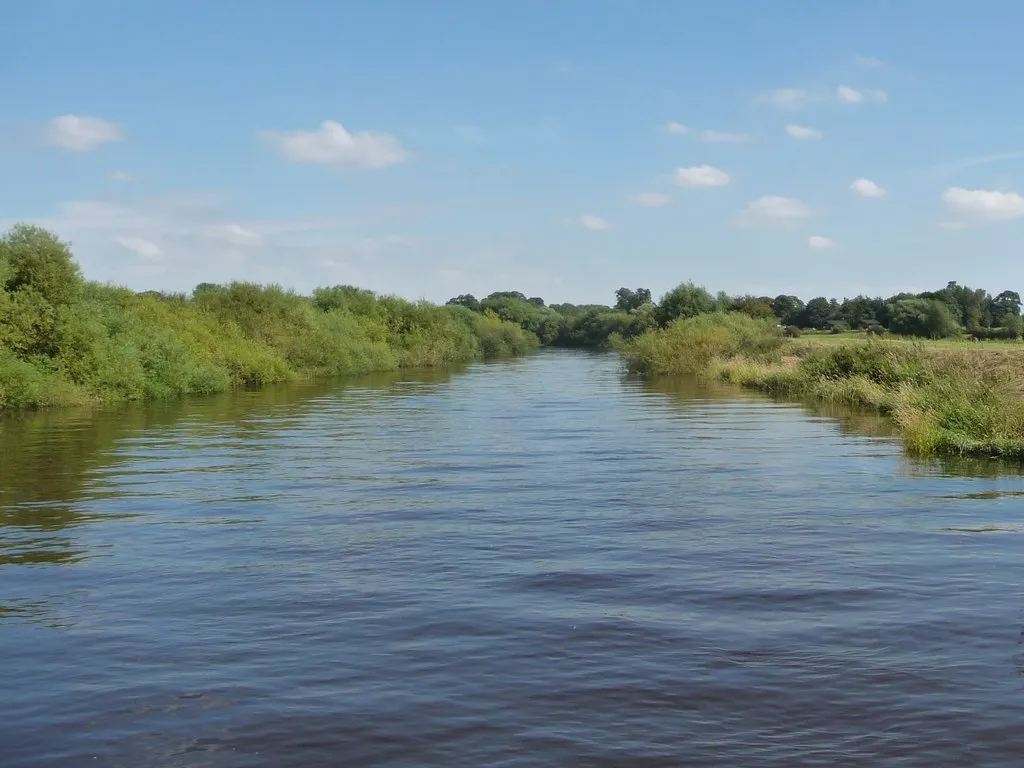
615;287;652;312
729;295;775;320
990;290;1022;326
800;297;835;329
656;282;717;326
772;295;804;325
888;298;959;338
445;293;481;311
1;224;82;308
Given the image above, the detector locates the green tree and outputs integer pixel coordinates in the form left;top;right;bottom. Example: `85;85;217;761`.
614;287;652;312
656;282;717;326
800;297;834;329
446;294;481;312
889;298;959;338
772;295;804;325
990;290;1022;326
729;295;775;320
1;224;83;308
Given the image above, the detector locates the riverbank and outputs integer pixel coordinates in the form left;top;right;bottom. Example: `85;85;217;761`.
620;314;1024;458
0;226;536;413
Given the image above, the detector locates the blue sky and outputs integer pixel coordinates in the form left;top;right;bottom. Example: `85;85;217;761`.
5;0;1024;304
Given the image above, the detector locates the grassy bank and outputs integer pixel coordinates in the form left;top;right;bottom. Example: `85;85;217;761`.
0;226;537;412
621;314;1024;458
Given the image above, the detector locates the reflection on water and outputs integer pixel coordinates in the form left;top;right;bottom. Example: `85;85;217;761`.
3;351;1024;767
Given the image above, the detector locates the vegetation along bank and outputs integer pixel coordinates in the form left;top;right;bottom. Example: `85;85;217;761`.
5;223;1024;459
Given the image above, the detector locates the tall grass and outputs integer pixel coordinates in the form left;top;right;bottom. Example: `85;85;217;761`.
0;226;536;413
622;316;1024;458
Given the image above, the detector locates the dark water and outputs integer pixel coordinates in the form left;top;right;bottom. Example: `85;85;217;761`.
3;350;1024;767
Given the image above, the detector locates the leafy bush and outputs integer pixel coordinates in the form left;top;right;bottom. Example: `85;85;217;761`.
622;312;783;374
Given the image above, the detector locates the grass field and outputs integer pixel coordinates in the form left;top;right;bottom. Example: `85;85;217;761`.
791;330;1024;351
621;317;1024;459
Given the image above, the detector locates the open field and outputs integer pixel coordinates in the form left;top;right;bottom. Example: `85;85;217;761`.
791;330;1024;351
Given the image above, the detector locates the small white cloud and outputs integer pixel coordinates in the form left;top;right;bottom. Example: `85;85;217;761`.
205;223;263;246
837;85;865;104
837;85;887;104
674;165;731;188
852;178;887;197
854;55;886;69
699;130;751;143
580;214;611;230
664;122;690;134
785;124;822;140
755;88;808;109
116;236;162;260
261;120;408;169
808;235;836;250
736;195;811;229
941;187;1024;221
109;170;133;182
45;115;124;150
631;192;671;207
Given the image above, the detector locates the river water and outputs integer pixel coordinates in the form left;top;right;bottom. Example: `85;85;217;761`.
3;350;1024;766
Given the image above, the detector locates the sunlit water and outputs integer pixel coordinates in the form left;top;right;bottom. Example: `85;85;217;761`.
3;350;1024;766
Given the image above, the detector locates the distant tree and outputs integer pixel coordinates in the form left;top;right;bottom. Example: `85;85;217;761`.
656;282;717;326
193;282;222;298
614;287;652;312
729;295;775;320
485;291;527;302
800;297;835;329
991;290;1022;326
446;294;481;311
527;296;546;307
888;298;959;339
772;295;804;325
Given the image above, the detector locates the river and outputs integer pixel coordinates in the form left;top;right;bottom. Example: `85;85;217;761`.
3;350;1024;766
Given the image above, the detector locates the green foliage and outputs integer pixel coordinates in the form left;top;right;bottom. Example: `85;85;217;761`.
0;227;533;413
614;287;653;312
888;298;960;339
656;282;719;326
729;295;775;320
622;312;783;375
773;295;804;325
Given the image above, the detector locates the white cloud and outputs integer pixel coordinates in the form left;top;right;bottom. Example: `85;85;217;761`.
579;214;611;230
837;85;887;104
205;223;263;246
674;165;731;188
808;235;836;250
941;187;1024;221
109;170;133;182
261;120;408;168
852;178;887;197
45;115;124;150
785;124;822;140
631;192;671;207
837;85;865;104
735;195;811;229
699;130;751;143
755;88;808;109
116;236;162;260
664;122;690;134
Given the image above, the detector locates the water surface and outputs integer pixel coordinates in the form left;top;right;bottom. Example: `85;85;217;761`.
3;350;1024;766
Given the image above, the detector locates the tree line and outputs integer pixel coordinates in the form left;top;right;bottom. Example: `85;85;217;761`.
448;280;1024;346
